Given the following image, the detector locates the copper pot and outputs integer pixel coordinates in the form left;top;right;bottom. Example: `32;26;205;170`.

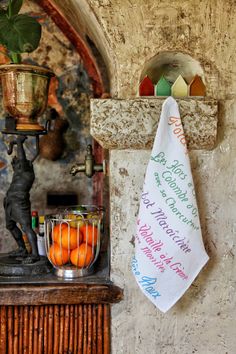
0;64;54;131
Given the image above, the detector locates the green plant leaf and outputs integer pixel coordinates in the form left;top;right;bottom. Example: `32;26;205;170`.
0;13;8;45
0;14;41;53
7;0;23;16
0;8;7;15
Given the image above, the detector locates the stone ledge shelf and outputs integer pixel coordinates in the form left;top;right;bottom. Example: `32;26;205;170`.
90;98;218;150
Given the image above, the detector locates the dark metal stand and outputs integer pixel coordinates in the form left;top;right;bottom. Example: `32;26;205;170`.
0;254;51;276
0;122;52;276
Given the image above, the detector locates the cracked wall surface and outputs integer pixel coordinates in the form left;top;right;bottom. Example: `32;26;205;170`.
83;0;236;353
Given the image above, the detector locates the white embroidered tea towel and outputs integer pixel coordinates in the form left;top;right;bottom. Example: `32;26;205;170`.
132;97;209;312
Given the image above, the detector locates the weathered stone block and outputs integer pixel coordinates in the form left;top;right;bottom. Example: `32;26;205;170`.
91;98;218;150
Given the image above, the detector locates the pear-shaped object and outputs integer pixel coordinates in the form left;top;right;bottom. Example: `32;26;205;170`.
39;110;69;161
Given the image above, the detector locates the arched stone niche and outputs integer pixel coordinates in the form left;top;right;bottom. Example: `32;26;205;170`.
91;52;218;150
39;2;218;150
140;51;205;86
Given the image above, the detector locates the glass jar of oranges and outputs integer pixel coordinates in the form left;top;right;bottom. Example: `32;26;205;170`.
45;206;104;278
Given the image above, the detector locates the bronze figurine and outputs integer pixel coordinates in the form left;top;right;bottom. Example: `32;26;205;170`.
4;135;39;263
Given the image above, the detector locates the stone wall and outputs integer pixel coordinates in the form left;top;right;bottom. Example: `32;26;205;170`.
81;1;236;353
0;1;93;252
1;0;236;353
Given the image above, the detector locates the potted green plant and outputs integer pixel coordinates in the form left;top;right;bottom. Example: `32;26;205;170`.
0;0;54;131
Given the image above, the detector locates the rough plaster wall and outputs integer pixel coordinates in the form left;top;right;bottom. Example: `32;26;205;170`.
52;0;118;93
110;148;236;354
0;1;93;252
0;0;234;353
83;0;236;353
86;0;236;99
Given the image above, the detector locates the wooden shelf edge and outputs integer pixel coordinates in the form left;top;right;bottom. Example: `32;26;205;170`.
0;283;123;305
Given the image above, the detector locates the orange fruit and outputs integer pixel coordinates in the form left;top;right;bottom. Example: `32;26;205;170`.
80;224;98;246
70;243;94;268
52;223;82;250
61;227;82;250
52;223;67;244
49;244;70;266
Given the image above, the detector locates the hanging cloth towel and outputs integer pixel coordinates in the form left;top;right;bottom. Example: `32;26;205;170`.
132;96;209;313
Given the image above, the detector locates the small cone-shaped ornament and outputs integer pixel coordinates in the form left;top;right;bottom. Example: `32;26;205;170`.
171;75;188;98
189;75;206;96
155;76;172;96
139;76;154;96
